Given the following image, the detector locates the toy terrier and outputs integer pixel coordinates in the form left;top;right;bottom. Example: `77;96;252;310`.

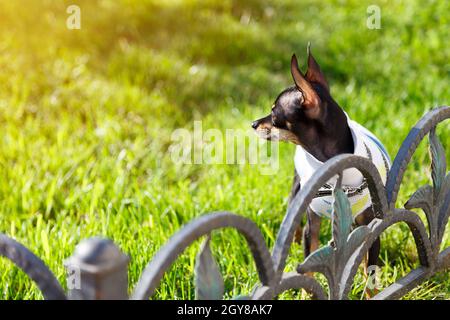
252;46;391;279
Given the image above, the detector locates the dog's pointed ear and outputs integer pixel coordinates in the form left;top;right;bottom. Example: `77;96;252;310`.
305;44;329;91
290;54;321;115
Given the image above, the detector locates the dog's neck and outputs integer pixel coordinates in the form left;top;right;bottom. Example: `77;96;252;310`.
299;101;354;163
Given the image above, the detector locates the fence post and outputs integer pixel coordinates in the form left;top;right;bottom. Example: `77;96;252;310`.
64;237;129;300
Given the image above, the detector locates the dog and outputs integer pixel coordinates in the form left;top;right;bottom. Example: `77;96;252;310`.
252;46;391;284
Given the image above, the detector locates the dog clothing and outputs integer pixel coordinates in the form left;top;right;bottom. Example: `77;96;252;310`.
294;112;391;218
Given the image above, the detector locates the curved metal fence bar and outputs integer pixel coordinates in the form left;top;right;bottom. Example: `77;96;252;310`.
0;234;67;300
272;272;327;300
251;272;327;300
339;209;434;299
272;154;388;281
249;285;272;300
131;211;275;300
371;248;450;300
371;266;431;300
386;105;450;207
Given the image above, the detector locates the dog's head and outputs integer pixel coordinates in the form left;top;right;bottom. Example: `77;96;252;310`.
252;46;350;160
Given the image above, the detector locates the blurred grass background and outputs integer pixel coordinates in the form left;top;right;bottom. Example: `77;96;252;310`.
0;0;449;299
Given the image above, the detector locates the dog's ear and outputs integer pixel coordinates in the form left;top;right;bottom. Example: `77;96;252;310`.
290;54;321;117
305;44;329;91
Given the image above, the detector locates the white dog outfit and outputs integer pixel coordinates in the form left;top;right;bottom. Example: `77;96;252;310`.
294;113;391;218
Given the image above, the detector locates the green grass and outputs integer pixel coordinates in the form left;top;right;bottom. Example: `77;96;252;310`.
0;0;449;300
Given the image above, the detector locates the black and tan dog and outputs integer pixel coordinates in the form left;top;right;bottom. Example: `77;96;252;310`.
252;46;391;278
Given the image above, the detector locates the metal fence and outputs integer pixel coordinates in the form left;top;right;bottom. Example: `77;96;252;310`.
1;106;449;300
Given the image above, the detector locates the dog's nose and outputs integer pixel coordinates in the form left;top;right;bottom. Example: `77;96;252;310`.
251;121;259;129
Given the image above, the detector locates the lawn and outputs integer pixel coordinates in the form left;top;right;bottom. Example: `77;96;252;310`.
0;0;449;299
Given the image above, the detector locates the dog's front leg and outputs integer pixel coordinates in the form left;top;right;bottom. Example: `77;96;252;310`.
288;171;305;244
355;208;381;298
301;208;321;278
355;208;381;270
303;208;321;258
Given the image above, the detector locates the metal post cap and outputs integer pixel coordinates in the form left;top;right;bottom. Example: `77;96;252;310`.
65;237;129;274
